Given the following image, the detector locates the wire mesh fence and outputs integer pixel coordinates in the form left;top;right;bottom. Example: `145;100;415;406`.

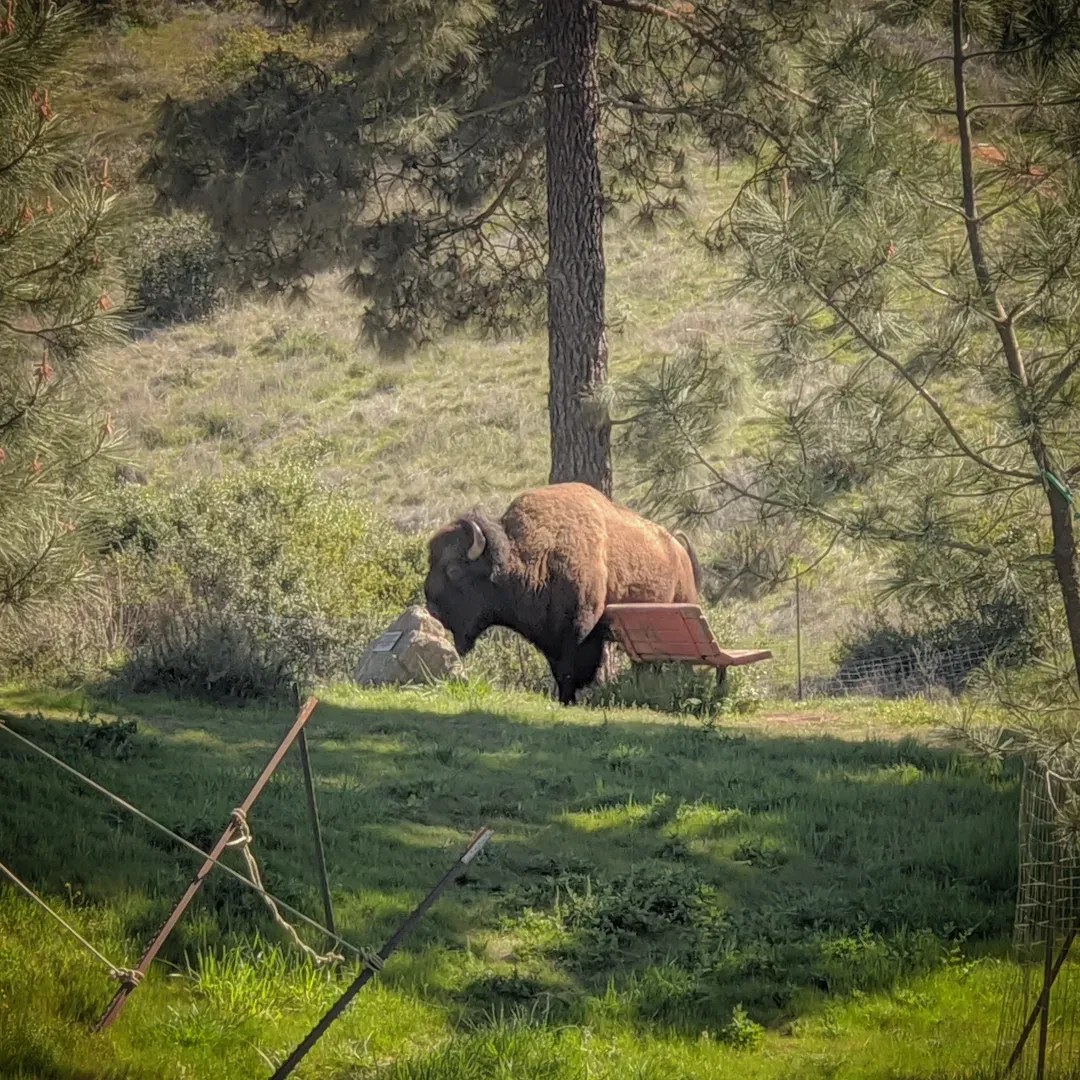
787;640;1021;700
723;570;1030;703
993;760;1080;1080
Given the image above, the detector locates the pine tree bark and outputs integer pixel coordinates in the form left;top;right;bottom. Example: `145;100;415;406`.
543;0;612;498
952;0;1080;685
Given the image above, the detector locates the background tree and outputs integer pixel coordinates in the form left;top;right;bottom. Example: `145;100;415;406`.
545;0;610;493
0;0;127;624
141;0;821;498
620;0;1080;679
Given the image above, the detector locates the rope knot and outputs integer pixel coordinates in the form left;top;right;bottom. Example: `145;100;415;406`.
226;807;251;848
224;805;344;968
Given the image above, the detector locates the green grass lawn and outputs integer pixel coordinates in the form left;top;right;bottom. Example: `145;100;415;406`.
0;684;1029;1079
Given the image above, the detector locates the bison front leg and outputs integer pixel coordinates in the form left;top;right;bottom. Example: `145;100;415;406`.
548;643;583;706
547;653;577;705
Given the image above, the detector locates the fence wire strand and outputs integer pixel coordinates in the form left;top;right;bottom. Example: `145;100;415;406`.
0;857;143;987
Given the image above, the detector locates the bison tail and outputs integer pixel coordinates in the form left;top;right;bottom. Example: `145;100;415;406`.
674;530;703;596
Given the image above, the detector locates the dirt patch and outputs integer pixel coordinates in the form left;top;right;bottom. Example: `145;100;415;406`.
759;711;836;726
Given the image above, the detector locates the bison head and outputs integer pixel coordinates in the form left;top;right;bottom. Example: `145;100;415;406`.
423;514;502;656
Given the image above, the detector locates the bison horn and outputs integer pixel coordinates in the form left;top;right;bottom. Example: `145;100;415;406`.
466;519;486;560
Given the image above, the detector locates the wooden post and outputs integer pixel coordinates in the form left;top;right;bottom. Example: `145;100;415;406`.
795;570;803;701
1036;853;1059;1080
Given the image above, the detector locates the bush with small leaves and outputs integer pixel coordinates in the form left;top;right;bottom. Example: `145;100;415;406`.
125;211;221;325
76;0;175;29
102;442;425;702
718;1003;764;1050
210;25;314;83
461;628;555;696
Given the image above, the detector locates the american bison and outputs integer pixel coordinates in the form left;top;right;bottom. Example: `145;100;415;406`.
423;482;702;705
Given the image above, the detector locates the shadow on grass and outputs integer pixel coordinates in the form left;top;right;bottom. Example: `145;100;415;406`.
0;689;1020;1043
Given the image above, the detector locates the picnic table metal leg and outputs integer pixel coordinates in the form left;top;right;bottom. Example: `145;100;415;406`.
715;665;727;694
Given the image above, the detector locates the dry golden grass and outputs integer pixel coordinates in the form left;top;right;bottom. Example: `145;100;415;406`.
105;162;754;530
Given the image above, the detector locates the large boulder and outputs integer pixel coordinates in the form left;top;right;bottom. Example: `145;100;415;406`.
353;606;464;687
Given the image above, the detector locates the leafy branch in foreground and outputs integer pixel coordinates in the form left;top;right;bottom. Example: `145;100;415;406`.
619;0;1080;679
0;0;130;630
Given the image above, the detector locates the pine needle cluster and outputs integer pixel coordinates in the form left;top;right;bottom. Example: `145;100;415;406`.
0;0;129;624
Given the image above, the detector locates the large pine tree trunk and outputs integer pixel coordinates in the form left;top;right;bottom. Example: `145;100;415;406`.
543;0;612;498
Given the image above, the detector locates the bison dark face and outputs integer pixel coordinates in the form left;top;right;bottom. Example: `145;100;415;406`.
424;517;498;657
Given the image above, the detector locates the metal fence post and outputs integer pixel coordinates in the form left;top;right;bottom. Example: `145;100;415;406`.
795;570;803;701
297;726;336;944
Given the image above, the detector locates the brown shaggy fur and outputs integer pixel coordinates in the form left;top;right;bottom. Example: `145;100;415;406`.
424;482;703;704
499;483;699;624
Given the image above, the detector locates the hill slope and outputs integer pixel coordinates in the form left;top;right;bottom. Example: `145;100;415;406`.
67;6;879;673
109;180;745;531
56;6;753;531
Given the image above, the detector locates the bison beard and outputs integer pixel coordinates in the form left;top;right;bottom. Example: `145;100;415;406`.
423;483;702;705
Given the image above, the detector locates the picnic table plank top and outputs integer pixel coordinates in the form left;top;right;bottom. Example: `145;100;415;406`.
604;603;772;668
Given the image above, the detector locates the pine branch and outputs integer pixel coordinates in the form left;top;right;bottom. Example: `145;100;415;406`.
594;0;816;106
807;282;1040;483
967;96;1080;113
1040;354;1080;407
0;113;46;176
976;167;1062;226
602;95;786;145
644;368;998;556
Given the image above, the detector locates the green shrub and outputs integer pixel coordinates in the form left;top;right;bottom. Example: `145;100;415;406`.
102;443;425;702
584;661;758;718
77;0;176;29
463;628;555;696
717;1003;764;1050
125;211;221;325
583;606;763;717
209;25;313;83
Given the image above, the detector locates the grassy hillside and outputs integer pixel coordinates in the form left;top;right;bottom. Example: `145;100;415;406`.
54;6;750;530
33;5;886;686
108;178;746;532
0;685;1023;1080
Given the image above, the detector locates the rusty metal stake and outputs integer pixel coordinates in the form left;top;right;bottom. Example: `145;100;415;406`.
297;726;336;945
1005;929;1076;1074
269;826;495;1080
93;697;321;1032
